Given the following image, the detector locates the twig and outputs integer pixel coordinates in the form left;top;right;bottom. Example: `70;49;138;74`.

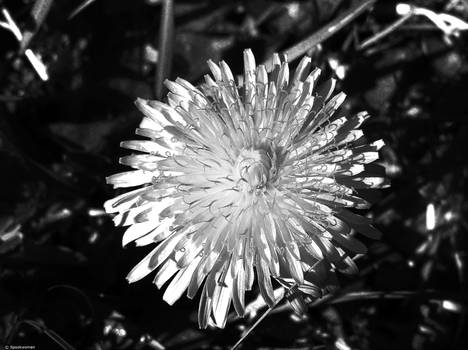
264;0;377;70
358;10;414;50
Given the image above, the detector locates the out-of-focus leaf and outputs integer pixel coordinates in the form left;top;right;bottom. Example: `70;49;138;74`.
49;120;118;153
3;244;86;266
20;0;54;50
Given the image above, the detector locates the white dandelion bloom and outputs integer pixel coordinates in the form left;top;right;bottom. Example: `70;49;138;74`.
104;49;388;329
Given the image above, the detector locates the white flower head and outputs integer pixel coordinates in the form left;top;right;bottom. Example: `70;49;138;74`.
104;49;388;329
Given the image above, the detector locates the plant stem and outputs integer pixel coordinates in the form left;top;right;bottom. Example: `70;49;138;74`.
264;0;377;70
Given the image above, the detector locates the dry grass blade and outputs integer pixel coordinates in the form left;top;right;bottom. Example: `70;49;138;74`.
330;290;467;304
19;320;76;350
359;11;414;50
231;261;328;349
231;294;286;350
264;0;377;70
155;0;174;100
68;0;97;20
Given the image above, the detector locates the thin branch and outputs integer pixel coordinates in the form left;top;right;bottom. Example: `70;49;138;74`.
358;10;414;50
264;0;377;70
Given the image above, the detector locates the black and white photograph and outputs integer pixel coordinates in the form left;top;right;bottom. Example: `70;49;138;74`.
0;0;467;349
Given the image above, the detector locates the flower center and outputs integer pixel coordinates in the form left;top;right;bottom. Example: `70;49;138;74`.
235;146;277;194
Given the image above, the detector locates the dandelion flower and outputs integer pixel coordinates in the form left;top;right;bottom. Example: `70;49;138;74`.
104;49;388;328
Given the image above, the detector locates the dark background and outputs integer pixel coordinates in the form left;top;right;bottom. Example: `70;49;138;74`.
0;0;467;349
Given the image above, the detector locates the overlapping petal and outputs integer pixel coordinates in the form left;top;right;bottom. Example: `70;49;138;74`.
104;49;388;328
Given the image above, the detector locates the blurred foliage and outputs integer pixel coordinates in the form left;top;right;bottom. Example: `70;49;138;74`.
0;0;467;349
